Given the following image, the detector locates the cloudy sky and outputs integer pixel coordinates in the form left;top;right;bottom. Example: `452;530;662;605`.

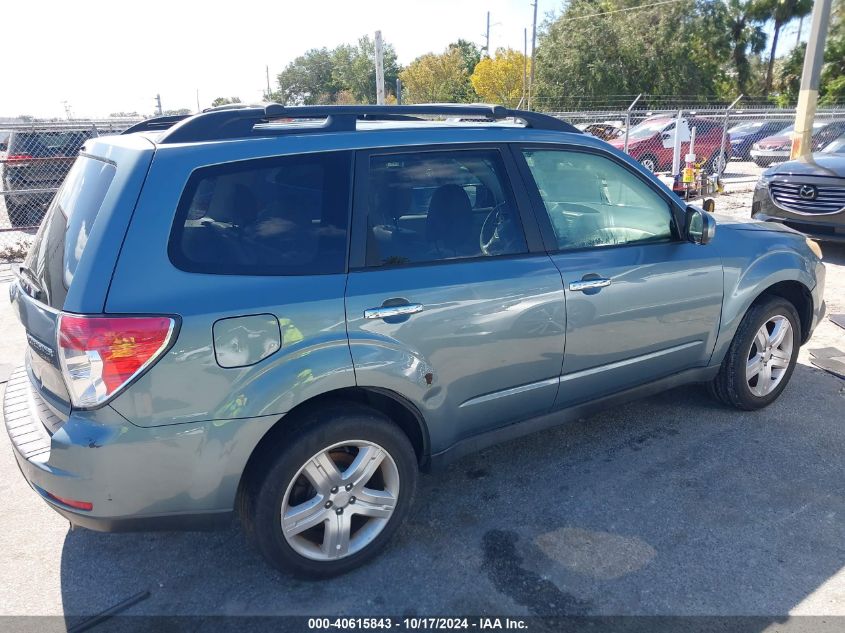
2;0;542;118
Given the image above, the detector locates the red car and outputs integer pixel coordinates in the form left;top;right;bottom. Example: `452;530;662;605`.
609;115;730;174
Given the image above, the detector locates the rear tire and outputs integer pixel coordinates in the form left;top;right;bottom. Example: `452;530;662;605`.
709;297;801;410
241;403;418;578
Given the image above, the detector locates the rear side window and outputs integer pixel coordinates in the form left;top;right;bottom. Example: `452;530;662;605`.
169;151;352;275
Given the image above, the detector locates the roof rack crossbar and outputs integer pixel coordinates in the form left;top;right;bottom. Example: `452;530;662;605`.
149;104;580;144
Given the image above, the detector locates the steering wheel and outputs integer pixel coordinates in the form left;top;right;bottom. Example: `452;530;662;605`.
480;203;513;256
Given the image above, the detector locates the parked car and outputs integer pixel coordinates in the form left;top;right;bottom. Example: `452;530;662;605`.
752;133;845;242
583;122;625;141
750;120;845;167
728;120;791;160
0;130;10;156
608;115;731;174
1;128;98;226
6;104;825;579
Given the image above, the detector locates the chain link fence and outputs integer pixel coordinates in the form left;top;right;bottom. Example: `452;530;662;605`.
550;106;845;198
0;119;139;262
0;108;843;263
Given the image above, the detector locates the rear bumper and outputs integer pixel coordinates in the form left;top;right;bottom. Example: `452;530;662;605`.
4;365;277;532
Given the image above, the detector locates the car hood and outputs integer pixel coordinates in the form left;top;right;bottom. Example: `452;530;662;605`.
711;213;802;236
764;154;845;178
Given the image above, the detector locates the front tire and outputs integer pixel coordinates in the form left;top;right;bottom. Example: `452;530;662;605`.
709;297;800;410
706;151;727;175
639;154;659;173
242;403;418;578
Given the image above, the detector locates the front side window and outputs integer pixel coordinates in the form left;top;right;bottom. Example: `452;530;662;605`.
169;151;351;275
522;149;674;250
364;149;527;267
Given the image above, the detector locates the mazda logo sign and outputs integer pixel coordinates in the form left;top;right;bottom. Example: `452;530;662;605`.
799;185;817;200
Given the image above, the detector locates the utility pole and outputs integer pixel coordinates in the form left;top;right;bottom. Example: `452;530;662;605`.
374;30;385;105
155;93;163;116
196;89;200;113
522;28;528;107
396;78;403;105
62;101;72;120
791;0;833;159
266;65;272;100
528;0;538;111
485;11;491;56
796;15;804;47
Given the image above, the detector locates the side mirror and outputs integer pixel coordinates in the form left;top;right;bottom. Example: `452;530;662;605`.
684;205;716;245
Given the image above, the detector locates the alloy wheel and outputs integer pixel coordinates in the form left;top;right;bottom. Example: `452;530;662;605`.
281;440;400;561
746;315;793;397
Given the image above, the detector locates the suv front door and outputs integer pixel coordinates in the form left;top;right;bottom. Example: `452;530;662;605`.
516;146;723;408
344;146;566;454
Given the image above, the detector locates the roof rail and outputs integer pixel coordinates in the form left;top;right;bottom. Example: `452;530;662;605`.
153;103;581;144
121;114;191;135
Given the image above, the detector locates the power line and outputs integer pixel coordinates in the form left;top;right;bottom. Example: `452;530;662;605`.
557;0;687;23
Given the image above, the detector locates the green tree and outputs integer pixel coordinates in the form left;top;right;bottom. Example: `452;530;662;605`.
210;96;242;108
331;36;401;103
470;48;528;108
534;0;732;109
758;0;813;92
274;36;401;105
400;47;470;103
774;42;805;104
449;39;482;100
275;47;340;105
725;0;768;95
163;108;191;116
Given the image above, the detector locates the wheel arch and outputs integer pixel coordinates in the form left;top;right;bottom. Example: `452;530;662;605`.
712;266;815;367
237;386;431;511
750;279;814;344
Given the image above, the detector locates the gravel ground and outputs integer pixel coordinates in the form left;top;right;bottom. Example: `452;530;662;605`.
0;189;843;624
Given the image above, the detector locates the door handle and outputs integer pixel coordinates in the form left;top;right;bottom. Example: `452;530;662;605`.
364;303;424;320
569;278;612;292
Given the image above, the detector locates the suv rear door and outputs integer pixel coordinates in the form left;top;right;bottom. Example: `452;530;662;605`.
344;145;566;454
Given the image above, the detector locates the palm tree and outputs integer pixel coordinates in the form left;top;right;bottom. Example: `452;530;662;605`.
760;0;813;92
726;0;768;94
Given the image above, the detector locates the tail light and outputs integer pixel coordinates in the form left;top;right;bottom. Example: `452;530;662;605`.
6;153;33;164
57;314;176;408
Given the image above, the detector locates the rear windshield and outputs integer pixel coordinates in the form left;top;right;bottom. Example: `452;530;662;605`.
23;156;116;307
9;130;96;158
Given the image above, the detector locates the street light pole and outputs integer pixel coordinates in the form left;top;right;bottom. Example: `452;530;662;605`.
791;0;833;159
